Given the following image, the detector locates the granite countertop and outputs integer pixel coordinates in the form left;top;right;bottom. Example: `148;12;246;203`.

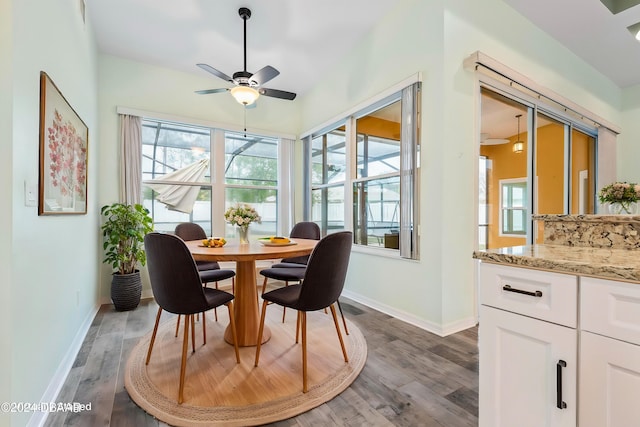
473;244;640;283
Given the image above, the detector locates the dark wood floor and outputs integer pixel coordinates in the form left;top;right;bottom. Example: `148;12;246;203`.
44;291;478;427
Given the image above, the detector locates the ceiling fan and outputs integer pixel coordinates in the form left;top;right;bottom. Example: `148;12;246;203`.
195;7;296;106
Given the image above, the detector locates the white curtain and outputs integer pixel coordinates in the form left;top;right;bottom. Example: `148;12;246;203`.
119;115;142;204
279;138;295;235
144;159;209;214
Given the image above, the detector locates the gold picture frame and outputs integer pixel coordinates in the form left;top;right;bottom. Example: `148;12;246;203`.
38;71;88;215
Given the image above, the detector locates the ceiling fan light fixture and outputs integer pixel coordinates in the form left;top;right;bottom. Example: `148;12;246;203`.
230;85;259;105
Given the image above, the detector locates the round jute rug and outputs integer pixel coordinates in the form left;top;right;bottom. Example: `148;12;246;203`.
124;307;367;426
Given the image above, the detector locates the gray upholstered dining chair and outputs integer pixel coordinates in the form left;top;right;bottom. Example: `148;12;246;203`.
144;232;240;404
259;222;320;322
254;231;352;393
259;222;348;334
175;222;235;324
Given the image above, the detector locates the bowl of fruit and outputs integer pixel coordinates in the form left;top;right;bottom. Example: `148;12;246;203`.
201;237;227;248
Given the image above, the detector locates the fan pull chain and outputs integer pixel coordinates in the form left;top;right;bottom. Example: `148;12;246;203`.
244;106;247;138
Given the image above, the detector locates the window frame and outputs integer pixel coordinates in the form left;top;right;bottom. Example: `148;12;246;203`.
140;118;289;238
302;78;420;260
499;178;528;237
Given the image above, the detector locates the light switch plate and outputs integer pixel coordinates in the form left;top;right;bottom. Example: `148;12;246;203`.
25;180;37;207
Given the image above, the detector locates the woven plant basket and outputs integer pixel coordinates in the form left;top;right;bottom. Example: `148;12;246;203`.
111;270;142;311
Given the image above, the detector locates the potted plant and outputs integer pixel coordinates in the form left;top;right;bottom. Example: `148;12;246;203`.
101;203;154;311
598;182;640;214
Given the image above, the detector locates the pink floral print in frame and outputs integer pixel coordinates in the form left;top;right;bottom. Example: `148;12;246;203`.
38;71;88;215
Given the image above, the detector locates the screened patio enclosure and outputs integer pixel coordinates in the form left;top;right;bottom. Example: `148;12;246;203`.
141;119;279;236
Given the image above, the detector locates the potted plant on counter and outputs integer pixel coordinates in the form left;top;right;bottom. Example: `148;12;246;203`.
101;203;154;311
598;182;640;215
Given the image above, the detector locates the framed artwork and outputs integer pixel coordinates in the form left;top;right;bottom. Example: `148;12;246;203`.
38;71;88;215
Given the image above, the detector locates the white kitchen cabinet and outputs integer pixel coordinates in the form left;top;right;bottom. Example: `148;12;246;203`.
479;263;640;427
579;276;640;427
479;263;578;427
479;305;577;427
579;331;640;427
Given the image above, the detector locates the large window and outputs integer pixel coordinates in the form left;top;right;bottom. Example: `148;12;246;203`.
310;128;347;234
353;100;401;248
141;121;212;233
141;120;280;238
224;131;278;238
305;82;420;259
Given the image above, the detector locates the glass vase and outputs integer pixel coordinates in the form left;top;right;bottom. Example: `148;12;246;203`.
607;202;639;215
238;225;250;244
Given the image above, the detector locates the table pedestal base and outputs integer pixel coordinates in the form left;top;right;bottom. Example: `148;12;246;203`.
224;324;270;346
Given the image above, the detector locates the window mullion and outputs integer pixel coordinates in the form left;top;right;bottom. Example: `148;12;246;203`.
344;117;355;232
212;129;226;236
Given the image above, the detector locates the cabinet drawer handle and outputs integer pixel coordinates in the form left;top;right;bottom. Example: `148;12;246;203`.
556;360;567;409
502;284;542;297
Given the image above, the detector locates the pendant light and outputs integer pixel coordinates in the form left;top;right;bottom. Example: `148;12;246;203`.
513;114;524;154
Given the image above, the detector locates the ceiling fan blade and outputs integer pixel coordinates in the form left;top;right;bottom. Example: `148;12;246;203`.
196;63;233;82
251;66;280;86
195;88;229;95
258;87;297;100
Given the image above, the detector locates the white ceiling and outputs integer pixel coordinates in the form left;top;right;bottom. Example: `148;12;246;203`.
503;0;640;89
88;0;640;137
88;0;401;97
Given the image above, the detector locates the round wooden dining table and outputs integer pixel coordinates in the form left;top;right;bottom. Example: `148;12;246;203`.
185;238;318;347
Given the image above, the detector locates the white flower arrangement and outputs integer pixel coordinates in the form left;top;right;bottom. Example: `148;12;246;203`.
598;182;640;214
223;203;261;228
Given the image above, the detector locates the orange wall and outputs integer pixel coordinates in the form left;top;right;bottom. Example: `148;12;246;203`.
535;124;565;215
570;130;595;214
534;124;564;243
482;124;596;249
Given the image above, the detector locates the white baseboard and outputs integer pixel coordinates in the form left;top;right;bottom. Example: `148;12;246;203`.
28;304;100;427
341;289;477;337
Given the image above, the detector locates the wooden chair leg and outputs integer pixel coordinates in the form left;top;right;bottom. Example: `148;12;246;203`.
178;314;191;404
226;301;240;363
337;299;349;335
330;304;349;363
175;314;181;337
190;314;196;353
231;277;235;295
261;276;268;295
146;307;163;365
254;300;270;366
202;311;206;345
301;311;308;393
295;311;301;344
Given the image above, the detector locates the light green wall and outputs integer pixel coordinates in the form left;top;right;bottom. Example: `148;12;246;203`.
8;0;100;425
441;0;621;326
620;84;640;183
300;0;624;333
97;55;302;300
0;1;13;425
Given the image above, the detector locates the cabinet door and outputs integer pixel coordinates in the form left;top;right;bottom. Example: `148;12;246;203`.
580;331;640;427
480;306;577;427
